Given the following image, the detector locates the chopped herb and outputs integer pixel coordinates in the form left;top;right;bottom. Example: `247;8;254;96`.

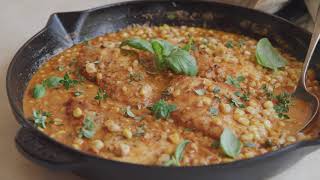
225;75;245;88
211;140;220;148
33;84;46;99
75;68;86;82
274;92;291;119
94;88;107;104
238;39;246;47
129;72;144;82
60;73;78;90
79;115;96;139
212;86;220;93
134;125;145;137
182;36;194;51
194;88;206;96
229;98;245;108
209;107;219;116
256;38;287;70
220;128;242;158
164;140;190;166
234;91;250;101
262;84;274;100
32;110;51;128
244;142;257;148
225;40;234;48
150;99;176;119
134;116;144;121
74;91;83;97
56;65;65;72
123;106;136;118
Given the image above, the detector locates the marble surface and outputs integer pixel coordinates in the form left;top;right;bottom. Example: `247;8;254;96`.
0;0;319;179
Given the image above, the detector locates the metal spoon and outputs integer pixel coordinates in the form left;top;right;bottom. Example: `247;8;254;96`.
294;8;320;132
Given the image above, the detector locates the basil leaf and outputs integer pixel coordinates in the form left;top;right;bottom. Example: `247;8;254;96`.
166;48;198;76
32;110;51;128
120;38;154;53
45;76;63;88
150;99;176;119
150;40;167;70
194;89;206;96
220;128;242;158
256;38;287;70
33;84;46;99
175;140;190;162
151;39;176;56
79;116;96;139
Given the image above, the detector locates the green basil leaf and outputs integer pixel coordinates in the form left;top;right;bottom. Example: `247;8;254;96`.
256;38;287;70
174;140;190;162
150;40;167;70
194;89;206;96
79;116;96;139
220;128;242;158
33;84;46;99
46;76;63;88
150;99;176;119
151;39;176;56
120;38;154;53
166;48;198;76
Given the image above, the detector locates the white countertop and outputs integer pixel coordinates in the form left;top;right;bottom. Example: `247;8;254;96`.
0;0;319;179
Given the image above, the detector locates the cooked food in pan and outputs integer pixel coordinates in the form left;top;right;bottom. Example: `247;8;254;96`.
23;25;320;166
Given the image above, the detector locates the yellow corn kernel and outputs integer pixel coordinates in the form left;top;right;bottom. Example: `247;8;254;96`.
220;103;232;114
237;117;250;126
168;133;180;144
73;107;83;118
263;101;274;109
123;128;133;139
241;133;254;141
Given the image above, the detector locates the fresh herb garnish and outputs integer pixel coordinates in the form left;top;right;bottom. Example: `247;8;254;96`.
60;73;78;90
74;91;83;97
256;38;287;70
262;84;274;100
32;110;51;128
209;107;219;116
274;92;291;119
134;124;146;137
212;86;221;93
225;40;234;48
120;38;198;76
234;91;250;101
220;128;242;158
229;98;245;108
56;65;65;72
149;99;176;119
45;76;63;88
238;39;246;47
94;88;107;104
225;75;245;88
129;72;144;82
194;88;206;96
123;106;136;118
33;84;46;99
164;140;190;166
79;115;96;139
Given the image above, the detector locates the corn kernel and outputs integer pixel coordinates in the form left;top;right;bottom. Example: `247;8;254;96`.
263;101;274;109
73;107;83;118
241;133;254;141
237;117;250;126
123;128;133;139
220;103;232;114
168;133;180;144
91;140;104;152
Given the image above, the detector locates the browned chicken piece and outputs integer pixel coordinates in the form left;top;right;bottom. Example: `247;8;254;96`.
168;76;250;139
77;45;171;106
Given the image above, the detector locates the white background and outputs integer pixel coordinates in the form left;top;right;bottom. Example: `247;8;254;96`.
0;0;319;179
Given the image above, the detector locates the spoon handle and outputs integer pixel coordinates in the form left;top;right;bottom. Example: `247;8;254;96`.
299;7;320;89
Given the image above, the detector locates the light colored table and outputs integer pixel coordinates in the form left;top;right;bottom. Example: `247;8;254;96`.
0;0;319;179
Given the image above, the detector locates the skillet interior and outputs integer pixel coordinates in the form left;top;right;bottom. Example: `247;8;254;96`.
6;1;320;180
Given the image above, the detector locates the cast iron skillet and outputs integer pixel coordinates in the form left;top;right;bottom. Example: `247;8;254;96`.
6;1;320;179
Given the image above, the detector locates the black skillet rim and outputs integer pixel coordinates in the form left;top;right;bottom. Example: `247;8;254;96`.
6;0;320;169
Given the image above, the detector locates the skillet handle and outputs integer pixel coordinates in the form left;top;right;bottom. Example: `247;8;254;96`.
15;128;85;170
